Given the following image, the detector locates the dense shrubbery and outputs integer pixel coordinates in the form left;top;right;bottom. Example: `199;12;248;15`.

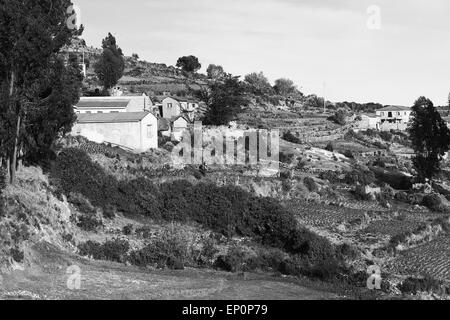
53;148;342;268
398;276;443;295
370;167;412;190
78;238;130;263
282;131;302;144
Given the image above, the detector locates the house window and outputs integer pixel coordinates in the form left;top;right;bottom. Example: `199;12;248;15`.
98;111;103;114
147;125;153;138
86;111;91;114
111;111;119;113
381;112;384;116
167;103;172;109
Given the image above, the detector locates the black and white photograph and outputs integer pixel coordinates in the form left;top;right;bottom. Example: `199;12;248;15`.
0;0;449;308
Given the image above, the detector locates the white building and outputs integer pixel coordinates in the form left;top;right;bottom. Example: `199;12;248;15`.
161;97;198;122
72;112;158;152
375;106;412;131
74;94;153;114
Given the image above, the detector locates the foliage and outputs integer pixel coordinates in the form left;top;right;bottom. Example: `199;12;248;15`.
422;194;446;212
52;148;340;266
206;64;226;81
398;276;443;295
328;109;348;125
408;97;450;181
94;33;125;90
282;131;302;144
176;55;201;73
0;0;83;182
244;72;274;96
78;238;130;263
273;78;297;96
128;229;188;269
303;177;318;192
201;75;248;126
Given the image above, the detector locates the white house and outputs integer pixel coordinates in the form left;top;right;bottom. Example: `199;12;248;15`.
74;94;153;114
71;112;158;152
375;106;412;131
358;113;379;130
161;97;198;121
158;115;191;142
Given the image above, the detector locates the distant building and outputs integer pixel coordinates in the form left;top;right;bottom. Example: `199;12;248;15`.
358;113;379;130
375;106;412;131
72;112;158;152
74;94;153;114
161;97;198;122
158;115;191;142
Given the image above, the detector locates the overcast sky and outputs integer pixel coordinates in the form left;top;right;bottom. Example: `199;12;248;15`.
74;0;450;106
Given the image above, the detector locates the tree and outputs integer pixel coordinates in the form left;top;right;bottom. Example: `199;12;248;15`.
200;75;248;126
244;72;274;96
273;78;296;96
94;33;125;90
206;64;226;81
23;53;83;165
0;0;83;184
176;55;201;73
408;97;450;181
132;53;139;60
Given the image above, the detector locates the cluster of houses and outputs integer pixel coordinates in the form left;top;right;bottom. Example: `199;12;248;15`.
358;105;413;131
71;90;199;152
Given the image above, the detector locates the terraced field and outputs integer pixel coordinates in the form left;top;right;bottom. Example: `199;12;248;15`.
389;236;450;281
361;220;423;237
285;200;367;229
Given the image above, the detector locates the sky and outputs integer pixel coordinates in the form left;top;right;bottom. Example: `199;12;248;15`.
74;0;450;106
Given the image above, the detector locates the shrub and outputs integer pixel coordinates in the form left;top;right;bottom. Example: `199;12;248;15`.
303;177;318;192
422;194;446;212
0;167;6;196
122;224;134;235
344;167;376;186
370;167;412;190
77;214;103;232
399;276;442;295
279;152;295;164
282;131;302;144
325;143;334;152
343;150;355;159
68;192;96;214
379;131;393;142
128;229;188;269
78;238;130;263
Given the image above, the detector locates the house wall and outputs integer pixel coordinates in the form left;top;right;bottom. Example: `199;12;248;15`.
125;95;153;112
162;97;181;118
173;118;188;131
71;115;158;152
379;122;408;132
376;110;411;123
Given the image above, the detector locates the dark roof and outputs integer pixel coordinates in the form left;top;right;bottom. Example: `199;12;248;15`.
76;100;131;109
376;105;410;112
171;115;191;123
77;112;152;124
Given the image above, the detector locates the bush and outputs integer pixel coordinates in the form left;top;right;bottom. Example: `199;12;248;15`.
422;194;446;212
77;214;103;232
53;149;341;267
399;276;442;295
370;167;412;190
303;177;318;192
325;143;334;152
0;167;6;196
282;131;302;144
344;167;376;186
128;229;188;269
379;131;393;142
78;238;130;263
279;152;295;164
343;150;355;159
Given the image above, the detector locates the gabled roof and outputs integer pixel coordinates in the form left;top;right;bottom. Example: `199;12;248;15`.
77;112;152;124
76;100;131;109
162;96;198;104
171;115;191;123
376;105;411;112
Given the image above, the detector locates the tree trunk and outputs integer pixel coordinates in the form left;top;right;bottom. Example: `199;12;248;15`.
9;114;21;185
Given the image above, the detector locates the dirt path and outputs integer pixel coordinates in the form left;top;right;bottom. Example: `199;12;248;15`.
0;243;337;300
